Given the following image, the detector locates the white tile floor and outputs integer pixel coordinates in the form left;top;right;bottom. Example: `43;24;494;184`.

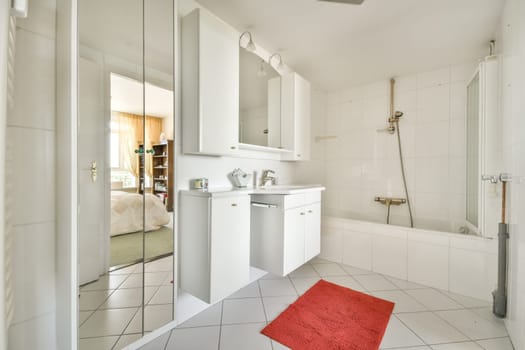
136;257;514;350
78;255;174;350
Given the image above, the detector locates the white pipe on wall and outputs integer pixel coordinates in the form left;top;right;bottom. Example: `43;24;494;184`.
0;1;10;349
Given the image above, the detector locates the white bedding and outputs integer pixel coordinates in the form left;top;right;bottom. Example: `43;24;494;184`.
111;191;171;236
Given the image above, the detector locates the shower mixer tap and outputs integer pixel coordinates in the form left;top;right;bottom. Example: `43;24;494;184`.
374;196;406;206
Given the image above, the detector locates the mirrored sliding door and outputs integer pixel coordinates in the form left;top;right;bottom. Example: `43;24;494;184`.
141;0;175;333
77;0;175;348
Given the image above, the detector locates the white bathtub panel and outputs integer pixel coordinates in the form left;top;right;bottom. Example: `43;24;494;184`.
449;248;493;301
408;241;449;290
322;216;346;230
370;223;407;238
409;228;450;246
449;235;496;254
372;233;408;280
344;218;377;233
319;227;343;263
342;230;373;270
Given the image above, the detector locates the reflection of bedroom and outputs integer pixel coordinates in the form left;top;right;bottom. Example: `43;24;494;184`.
109;73;174;268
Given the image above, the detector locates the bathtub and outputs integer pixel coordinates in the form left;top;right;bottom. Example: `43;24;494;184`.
319;216;498;301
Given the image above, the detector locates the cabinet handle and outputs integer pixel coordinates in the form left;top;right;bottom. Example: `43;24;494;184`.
308;210;313;213
230;146;237;150
300;212;305;215
231;203;237;207
297;154;301;158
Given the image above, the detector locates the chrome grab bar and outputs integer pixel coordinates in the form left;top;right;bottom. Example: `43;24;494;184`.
251;202;278;209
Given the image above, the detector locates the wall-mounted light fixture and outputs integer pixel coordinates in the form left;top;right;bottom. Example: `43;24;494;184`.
268;53;285;71
239;31;256;52
10;0;28;18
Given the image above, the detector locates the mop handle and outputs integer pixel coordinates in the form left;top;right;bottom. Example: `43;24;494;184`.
501;180;507;224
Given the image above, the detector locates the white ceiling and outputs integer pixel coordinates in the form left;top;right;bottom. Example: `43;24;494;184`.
110;74;173;118
195;0;504;91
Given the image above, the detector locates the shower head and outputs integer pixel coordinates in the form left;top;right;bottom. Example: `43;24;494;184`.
395;111;404;118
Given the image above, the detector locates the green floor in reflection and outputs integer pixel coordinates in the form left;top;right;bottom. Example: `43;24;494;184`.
110;226;173;267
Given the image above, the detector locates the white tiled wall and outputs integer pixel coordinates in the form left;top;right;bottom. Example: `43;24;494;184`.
6;0;58;348
319;63;477;232
320;217;497;301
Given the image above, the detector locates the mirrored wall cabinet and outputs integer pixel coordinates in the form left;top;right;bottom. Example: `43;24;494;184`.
181;7;311;161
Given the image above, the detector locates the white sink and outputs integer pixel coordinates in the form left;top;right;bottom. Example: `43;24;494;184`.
254;184;325;194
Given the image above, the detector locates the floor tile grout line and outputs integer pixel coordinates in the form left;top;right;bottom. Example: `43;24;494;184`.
286;275;301;297
341;270;370;291
396;289;429;311
78;309;95;328
79;286;119;328
409;337;507;347
431;309;484;343
80;259;174;341
217;300;225;350
112;306;142;349
163;326;174;350
393;313;429;347
258;280;276;350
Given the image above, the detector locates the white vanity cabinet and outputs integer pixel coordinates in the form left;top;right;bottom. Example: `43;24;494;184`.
281;73;311;161
181;8;239;156
251;190;322;276
180;190;251;304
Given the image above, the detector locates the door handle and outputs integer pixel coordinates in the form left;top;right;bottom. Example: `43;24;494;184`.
90;161;97;183
251;202;278;209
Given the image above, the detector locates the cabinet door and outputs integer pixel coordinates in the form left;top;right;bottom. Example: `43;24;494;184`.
210;195;250;302
305;202;321;261
182;9;239;156
283;206;306;275
295;75;311;161
199;9;239;155
281;73;311;161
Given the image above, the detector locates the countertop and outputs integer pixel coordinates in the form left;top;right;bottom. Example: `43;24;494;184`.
180;185;326;198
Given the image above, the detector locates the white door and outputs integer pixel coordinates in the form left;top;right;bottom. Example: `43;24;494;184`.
210;196;250;302
283;206;306;275
199;9;239;155
305;203;321;261
295;75;311;161
78;57;106;285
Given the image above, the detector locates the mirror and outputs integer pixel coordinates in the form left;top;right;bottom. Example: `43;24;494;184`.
77;0;175;347
239;49;282;148
141;0;175;333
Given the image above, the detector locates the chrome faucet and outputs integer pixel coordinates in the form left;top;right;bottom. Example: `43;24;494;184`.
261;169;276;187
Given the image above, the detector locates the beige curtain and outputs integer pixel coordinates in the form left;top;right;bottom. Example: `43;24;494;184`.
144;116;162;178
113;111;163;180
114;111;143;179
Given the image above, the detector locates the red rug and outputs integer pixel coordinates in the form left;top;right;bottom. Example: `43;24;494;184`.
261;279;394;350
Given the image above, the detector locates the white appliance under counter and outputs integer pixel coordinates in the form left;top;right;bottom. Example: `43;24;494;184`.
250;186;325;276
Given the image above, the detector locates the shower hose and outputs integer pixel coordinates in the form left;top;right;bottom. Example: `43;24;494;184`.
395;120;414;228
